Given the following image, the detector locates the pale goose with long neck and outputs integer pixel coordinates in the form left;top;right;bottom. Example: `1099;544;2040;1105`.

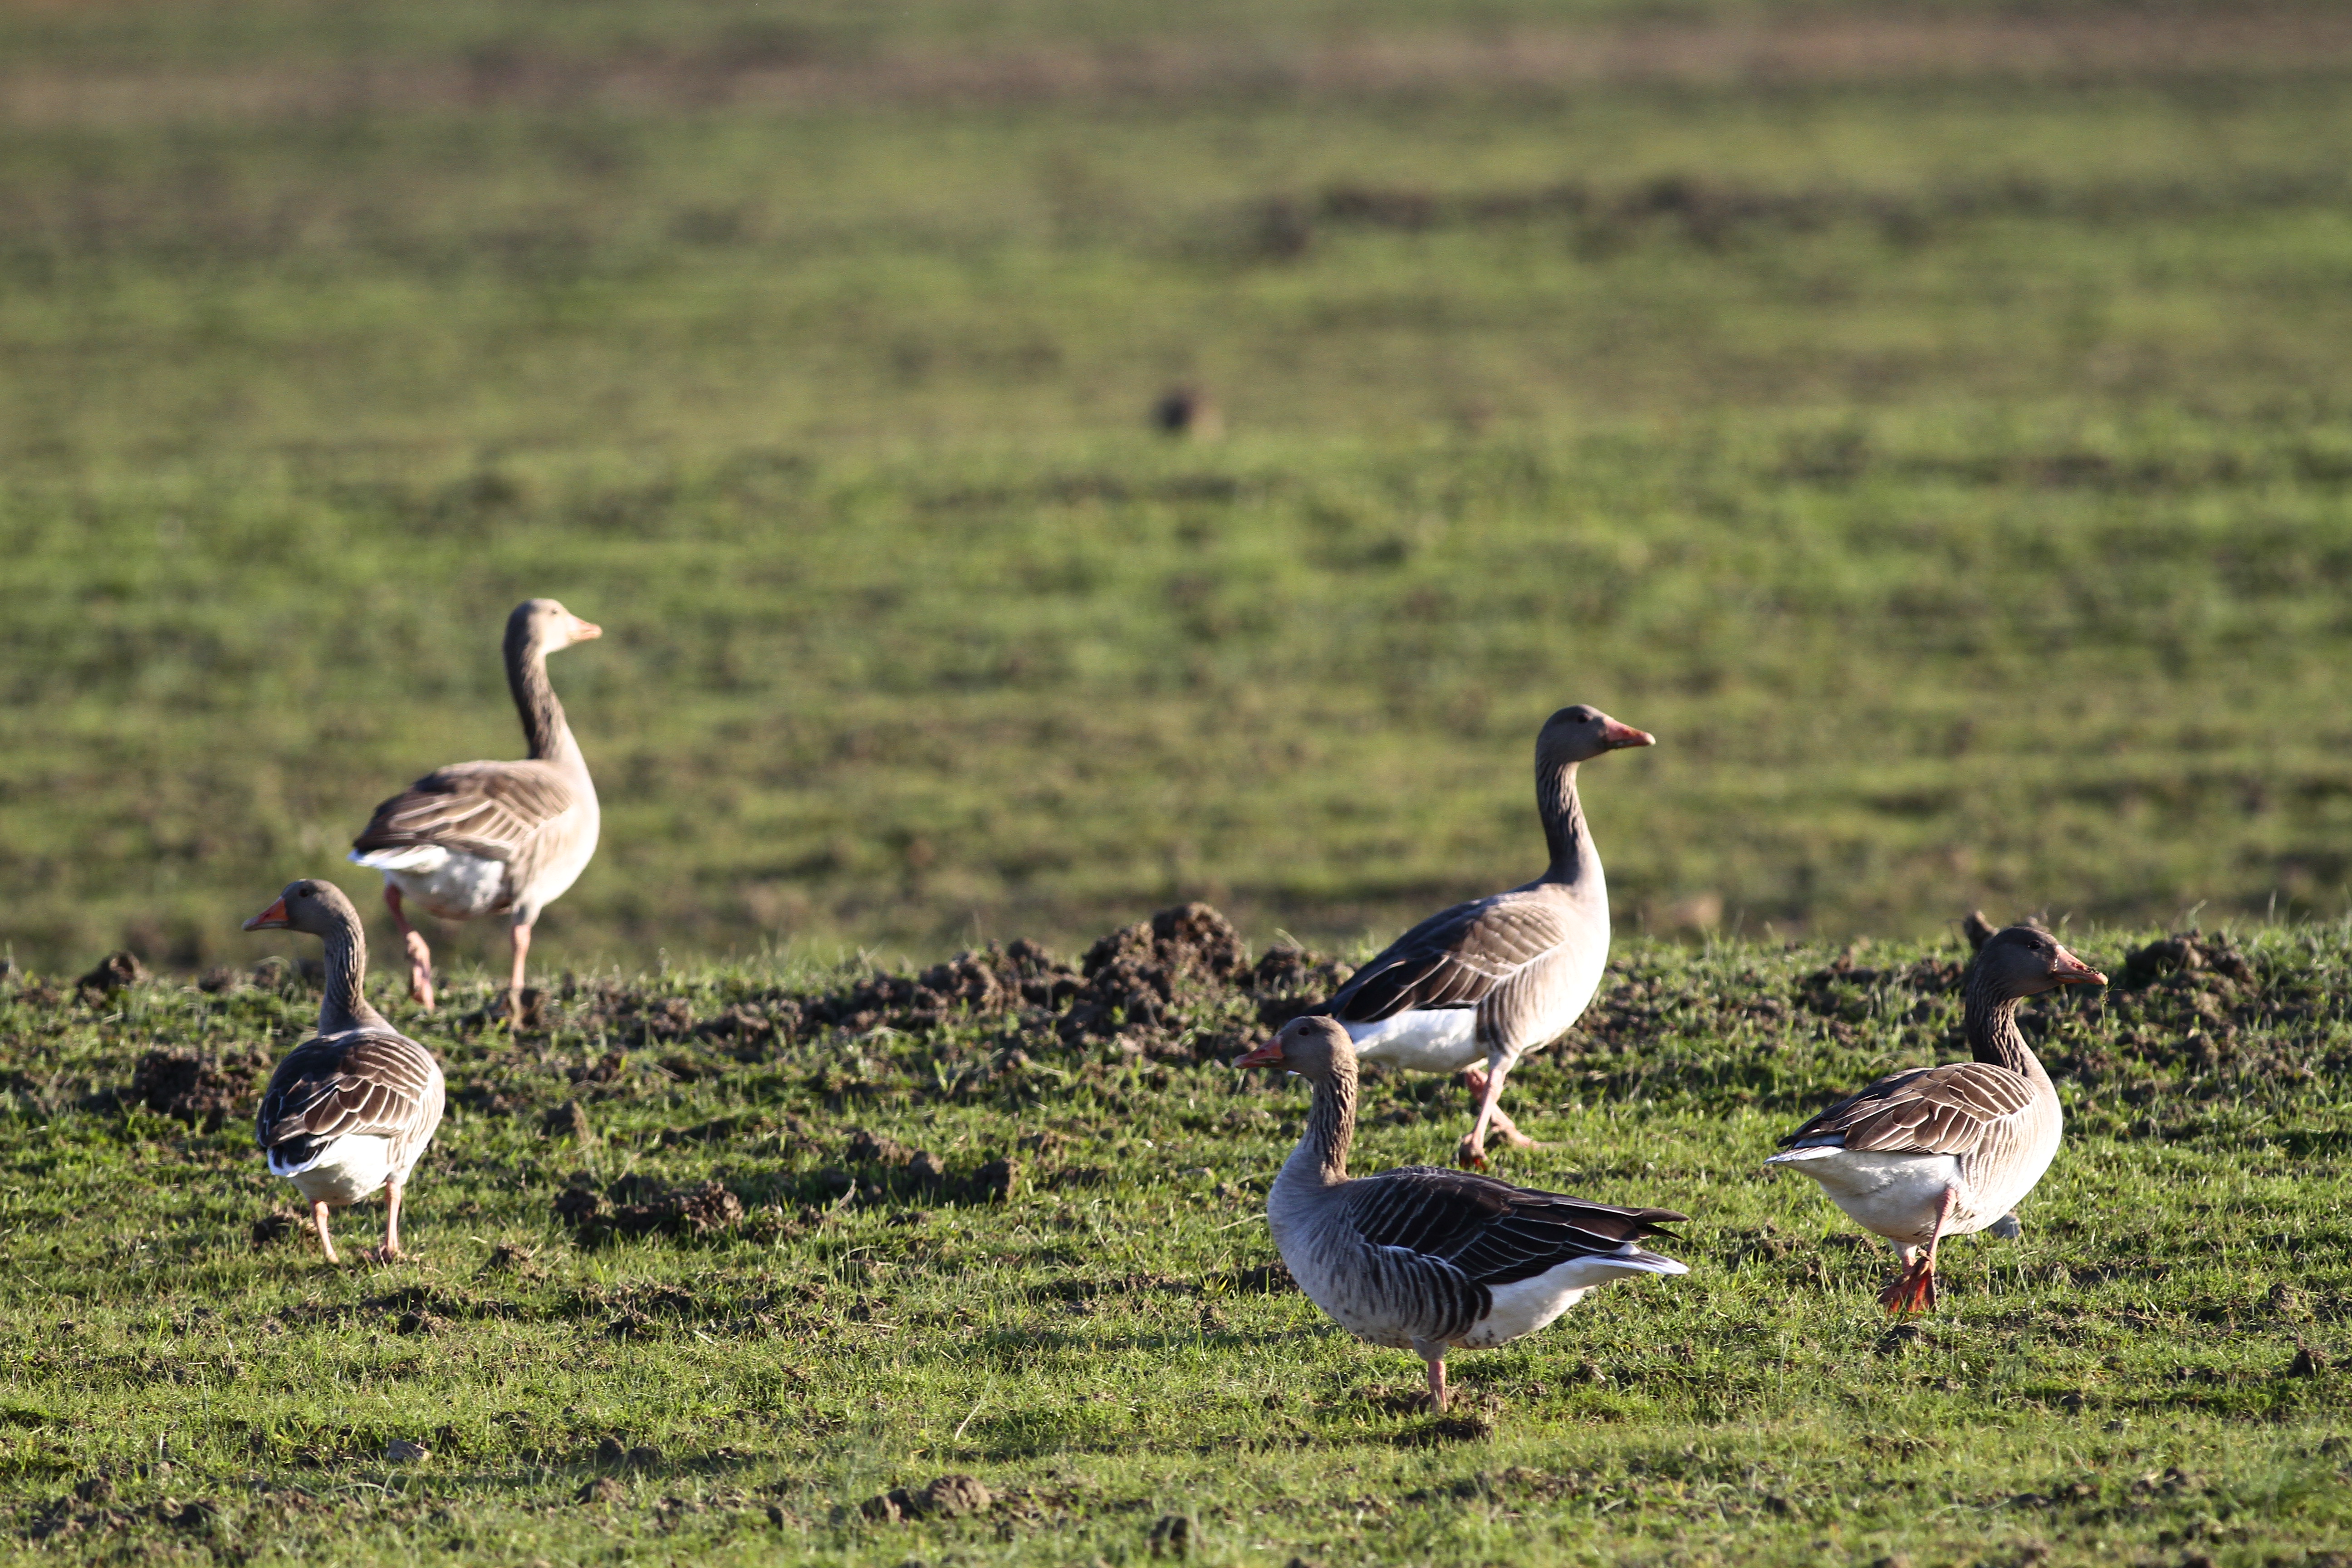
245;880;446;1264
1307;704;1653;1167
350;598;602;1019
1236;1017;1687;1413
1767;925;2105;1313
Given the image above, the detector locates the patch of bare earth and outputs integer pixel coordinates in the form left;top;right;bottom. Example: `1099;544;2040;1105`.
6;6;2351;127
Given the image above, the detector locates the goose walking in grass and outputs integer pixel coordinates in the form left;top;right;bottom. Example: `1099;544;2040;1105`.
245;880;446;1265
350;598;601;1020
1236;1016;1687;1413
1305;704;1654;1168
1767;924;2105;1314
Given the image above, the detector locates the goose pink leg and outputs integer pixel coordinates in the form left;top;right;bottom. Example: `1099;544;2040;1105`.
1458;1062;1539;1169
359;1181;407;1264
1419;1347;1450;1413
384;886;435;1010
507;921;532;1025
311;1199;342;1265
1882;1186;1957;1315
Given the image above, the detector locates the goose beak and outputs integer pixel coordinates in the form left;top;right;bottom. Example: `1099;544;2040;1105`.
570;618;603;642
242;898;291;931
1233;1039;1286;1069
2048;946;2106;985
1600;718;1656;750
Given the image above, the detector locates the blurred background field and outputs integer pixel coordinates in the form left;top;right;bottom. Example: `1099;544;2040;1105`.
5;0;2352;974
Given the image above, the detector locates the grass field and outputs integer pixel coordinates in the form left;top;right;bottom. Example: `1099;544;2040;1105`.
2;911;2348;1565
6;0;2352;974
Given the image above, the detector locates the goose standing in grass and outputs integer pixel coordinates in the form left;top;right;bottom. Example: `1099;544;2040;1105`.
245;880;446;1265
350;598;601;1020
1766;924;2104;1314
1236;1016;1687;1413
1305;704;1654;1167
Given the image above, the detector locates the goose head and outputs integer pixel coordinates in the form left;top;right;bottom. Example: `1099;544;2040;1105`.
1538;704;1655;769
507;598;603;661
1976;925;2107;999
243;878;364;936
1234;1015;1356;1078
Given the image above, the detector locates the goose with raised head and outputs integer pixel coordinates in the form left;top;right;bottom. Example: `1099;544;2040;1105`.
1236;1016;1687;1413
245;880;446;1264
350;598;602;1019
1766;924;2105;1313
1306;704;1654;1167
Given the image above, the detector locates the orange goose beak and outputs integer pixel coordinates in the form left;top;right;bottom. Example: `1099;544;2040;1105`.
571;618;603;641
2048;945;2107;985
1600;719;1656;750
242;898;291;931
1233;1038;1286;1069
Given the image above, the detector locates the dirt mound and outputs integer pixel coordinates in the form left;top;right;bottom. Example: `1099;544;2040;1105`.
2120;928;2255;989
1058;902;1250;1049
78;951;146;997
128;1049;259;1130
804;938;1079;1036
554;1178;745;1245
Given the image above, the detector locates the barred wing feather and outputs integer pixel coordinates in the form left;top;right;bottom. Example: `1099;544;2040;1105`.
1779;1062;2037;1156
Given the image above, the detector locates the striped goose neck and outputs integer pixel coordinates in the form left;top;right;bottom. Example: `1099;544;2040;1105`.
1538;760;1592;883
1286;1057;1359;1191
505;627;578;767
316;907;389;1035
1962;968;2042;1080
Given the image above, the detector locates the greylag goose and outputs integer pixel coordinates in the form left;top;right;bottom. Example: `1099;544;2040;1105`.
245;880;447;1264
1236;1016;1687;1412
1766;924;2104;1313
349;598;601;1019
1306;704;1653;1167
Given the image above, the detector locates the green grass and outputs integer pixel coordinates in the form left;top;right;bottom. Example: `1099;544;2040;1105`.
6;2;2352;971
2;919;2348;1564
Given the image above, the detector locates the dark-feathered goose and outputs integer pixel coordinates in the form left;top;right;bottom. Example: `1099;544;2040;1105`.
349;598;601;1019
1307;704;1653;1167
1236;1016;1687;1412
1766;924;2104;1313
245;880;446;1264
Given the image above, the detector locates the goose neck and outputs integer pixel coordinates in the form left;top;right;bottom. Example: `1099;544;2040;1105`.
1539;760;1596;883
1962;975;2045;1083
1280;1059;1357;1192
505;634;577;766
316;910;388;1035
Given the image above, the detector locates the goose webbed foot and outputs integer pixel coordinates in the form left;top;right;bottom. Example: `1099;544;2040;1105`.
1879;1259;1937;1315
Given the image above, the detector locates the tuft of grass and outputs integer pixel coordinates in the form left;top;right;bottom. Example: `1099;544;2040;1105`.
1;918;2348;1562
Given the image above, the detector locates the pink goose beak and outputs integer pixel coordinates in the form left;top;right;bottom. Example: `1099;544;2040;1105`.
1600;718;1656;750
570;618;603;641
2048;945;2107;985
1233;1038;1286;1069
243;897;290;931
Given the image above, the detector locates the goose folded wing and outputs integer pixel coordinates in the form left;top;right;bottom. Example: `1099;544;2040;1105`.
1780;1062;2037;1156
353;761;580;862
1344;1166;1685;1289
1314;894;1576;1023
256;1035;439;1153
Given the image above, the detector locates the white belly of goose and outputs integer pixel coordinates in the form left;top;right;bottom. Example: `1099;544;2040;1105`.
273;1133;398;1206
1343;1010;1482;1074
1766;1147;1970;1247
351;845;508;921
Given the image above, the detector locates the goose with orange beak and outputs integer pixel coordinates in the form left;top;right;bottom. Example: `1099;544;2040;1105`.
1300;704;1655;1168
246;880;446;1264
349;597;603;1023
1768;924;2105;1313
1238;1016;1687;1413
